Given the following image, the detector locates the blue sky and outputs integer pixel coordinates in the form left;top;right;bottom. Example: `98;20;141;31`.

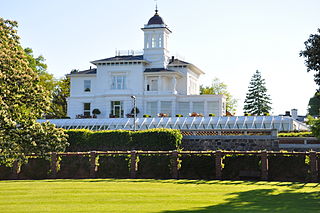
1;0;320;115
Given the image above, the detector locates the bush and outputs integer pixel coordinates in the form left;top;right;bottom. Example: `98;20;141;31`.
268;155;309;182
222;155;261;180
131;129;182;151
136;155;171;179
278;132;313;137
19;158;50;179
65;129;182;151
179;155;215;180
57;155;90;178
96;155;130;178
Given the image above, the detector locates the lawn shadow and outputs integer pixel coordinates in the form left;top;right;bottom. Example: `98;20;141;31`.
161;188;320;213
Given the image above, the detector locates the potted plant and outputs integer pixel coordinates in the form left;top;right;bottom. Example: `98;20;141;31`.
92;108;101;118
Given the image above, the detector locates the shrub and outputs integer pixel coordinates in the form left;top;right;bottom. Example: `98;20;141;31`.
136;155;171;179
268;155;309;182
57;155;90;179
175;114;183;117
143;114;151;117
208;113;216;117
222;155;261;180
96;155;130;178
179;155;215;180
65;128;182;151
131;129;182;151
278;132;313;137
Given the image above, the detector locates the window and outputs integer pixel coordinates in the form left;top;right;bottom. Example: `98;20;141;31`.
83;103;91;117
150;79;158;91
193;102;204;114
151;36;156;48
178;102;190;117
208;101;219;115
160;101;172;116
111;101;123;118
159;36;162;47
84;80;91;92
111;75;126;90
146;101;157;117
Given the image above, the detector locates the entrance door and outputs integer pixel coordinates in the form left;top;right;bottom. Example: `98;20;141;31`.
111;101;123;118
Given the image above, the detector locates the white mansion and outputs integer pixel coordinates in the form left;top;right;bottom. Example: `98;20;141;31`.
67;9;226;119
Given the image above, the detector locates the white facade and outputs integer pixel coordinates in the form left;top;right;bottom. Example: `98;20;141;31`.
67;10;226;119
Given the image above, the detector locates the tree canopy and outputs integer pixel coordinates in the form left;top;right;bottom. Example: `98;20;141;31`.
308;93;320;116
200;78;238;114
300;28;320;90
0;18;68;166
243;70;272;115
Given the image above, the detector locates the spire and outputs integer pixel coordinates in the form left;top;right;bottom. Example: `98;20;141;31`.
155;0;158;14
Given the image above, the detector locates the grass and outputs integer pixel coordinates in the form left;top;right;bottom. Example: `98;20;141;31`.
0;179;319;213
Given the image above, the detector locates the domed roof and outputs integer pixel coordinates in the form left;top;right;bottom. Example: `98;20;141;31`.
147;10;165;25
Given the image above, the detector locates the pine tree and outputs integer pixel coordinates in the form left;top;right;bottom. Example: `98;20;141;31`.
243;70;272;115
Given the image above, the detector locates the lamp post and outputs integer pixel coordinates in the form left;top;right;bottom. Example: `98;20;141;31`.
131;96;137;131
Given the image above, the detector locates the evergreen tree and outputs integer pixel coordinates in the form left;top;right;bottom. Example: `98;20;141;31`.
308;93;320;116
243;70;272;115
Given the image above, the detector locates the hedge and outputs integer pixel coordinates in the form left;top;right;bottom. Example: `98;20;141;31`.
278;132;313;137
65;128;182;151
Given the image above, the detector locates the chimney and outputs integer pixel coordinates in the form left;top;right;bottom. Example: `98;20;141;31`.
171;56;175;63
291;109;298;120
285;111;291;116
90;66;92;70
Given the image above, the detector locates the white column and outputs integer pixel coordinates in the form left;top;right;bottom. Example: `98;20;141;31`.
172;76;177;94
158;76;162;92
144;76;148;91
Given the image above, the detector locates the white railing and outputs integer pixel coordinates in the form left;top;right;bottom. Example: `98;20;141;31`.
38;116;309;132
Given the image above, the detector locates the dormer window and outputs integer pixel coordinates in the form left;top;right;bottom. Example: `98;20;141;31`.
84;80;91;92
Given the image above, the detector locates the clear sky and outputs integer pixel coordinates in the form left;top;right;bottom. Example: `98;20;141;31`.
1;0;319;115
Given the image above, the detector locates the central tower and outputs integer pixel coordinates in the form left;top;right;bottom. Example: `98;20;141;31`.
142;9;172;68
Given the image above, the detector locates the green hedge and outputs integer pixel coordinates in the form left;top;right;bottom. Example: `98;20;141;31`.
65;128;182;151
97;155;130;178
222;155;261;180
179;155;215;180
278;132;313;137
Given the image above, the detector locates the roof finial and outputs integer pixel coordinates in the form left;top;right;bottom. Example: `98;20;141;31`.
155;0;158;14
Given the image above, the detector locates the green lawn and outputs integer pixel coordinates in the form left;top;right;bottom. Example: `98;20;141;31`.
0;179;319;213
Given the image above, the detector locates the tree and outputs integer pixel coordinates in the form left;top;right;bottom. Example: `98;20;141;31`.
0;18;68;166
300;28;320;90
243;70;272;115
308;93;320;116
46;77;70;118
24;47;55;93
200;77;238;114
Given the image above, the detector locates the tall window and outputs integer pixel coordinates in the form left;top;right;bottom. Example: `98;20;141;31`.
83;103;91;117
159;36;162;47
193;102;204;114
178;102;190;117
160;101;172;116
112;75;126;90
208;101;219;115
151;36;156;48
84;80;91;92
150;79;158;91
146;101;157;117
111;101;123;118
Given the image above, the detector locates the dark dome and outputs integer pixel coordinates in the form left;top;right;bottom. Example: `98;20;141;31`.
147;11;165;25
